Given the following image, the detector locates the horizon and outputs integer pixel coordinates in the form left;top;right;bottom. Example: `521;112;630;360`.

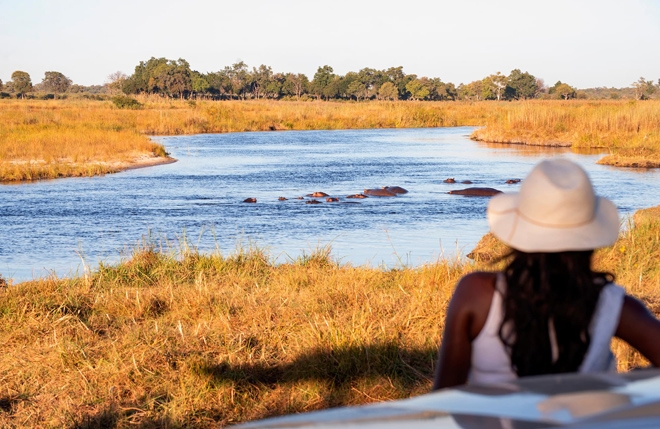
1;0;660;89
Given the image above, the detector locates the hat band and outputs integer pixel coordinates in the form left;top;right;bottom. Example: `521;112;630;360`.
491;198;599;229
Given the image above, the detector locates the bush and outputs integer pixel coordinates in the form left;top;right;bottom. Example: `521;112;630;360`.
111;95;142;109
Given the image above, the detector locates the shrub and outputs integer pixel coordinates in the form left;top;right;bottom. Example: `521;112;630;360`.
111;95;141;109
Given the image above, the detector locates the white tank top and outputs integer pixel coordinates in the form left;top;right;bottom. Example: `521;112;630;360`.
469;273;625;385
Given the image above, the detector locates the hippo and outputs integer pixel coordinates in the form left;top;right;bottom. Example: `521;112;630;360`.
506;179;521;184
295;197;304;200
461;180;473;184
364;188;396;197
278;197;288;201
306;200;322;204
384;186;408;194
326;197;339;202
346;194;368;199
306;192;329;197
448;187;502;197
443;178;456;183
243;198;257;203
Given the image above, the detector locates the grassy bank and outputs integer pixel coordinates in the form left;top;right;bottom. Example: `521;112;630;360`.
0;98;491;182
0;100;170;182
470;100;660;168
3;98;659;182
1;206;658;428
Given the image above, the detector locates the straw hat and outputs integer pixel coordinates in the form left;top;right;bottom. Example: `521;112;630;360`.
487;159;619;252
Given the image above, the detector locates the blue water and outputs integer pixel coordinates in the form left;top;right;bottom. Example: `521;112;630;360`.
1;127;659;282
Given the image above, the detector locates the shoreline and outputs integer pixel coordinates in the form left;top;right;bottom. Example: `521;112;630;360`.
3;99;659;184
114;154;178;172
0;153;176;184
470;134;660;169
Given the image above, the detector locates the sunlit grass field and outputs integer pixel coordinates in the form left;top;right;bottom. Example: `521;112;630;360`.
2;98;659;181
470;100;660;167
1;206;658;428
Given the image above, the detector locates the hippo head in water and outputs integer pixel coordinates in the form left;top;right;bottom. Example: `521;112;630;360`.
448;187;502;197
384;186;408;194
364;188;396;197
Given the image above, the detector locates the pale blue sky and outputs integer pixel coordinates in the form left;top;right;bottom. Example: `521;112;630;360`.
1;0;659;88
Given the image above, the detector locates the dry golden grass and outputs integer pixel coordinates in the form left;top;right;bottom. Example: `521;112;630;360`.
0;98;492;182
3;98;659;181
1;206;658;427
0;100;168;181
470;100;660;168
0;243;468;428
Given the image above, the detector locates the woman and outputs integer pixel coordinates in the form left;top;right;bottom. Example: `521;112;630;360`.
433;158;660;389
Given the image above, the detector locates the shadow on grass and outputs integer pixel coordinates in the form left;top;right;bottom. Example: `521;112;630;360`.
192;341;438;421
70;405;176;429
66;342;438;428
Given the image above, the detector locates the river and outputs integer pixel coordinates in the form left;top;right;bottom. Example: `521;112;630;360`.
2;127;659;282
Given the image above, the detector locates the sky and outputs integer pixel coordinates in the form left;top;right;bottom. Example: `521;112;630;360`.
1;0;659;89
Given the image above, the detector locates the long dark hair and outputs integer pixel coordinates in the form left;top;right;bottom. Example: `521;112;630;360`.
498;250;614;377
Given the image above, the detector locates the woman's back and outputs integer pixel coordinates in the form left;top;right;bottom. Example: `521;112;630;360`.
469;272;625;385
432;159;660;390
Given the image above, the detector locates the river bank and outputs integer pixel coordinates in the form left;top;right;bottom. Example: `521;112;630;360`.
469;100;660;168
1;205;657;427
2;99;659;182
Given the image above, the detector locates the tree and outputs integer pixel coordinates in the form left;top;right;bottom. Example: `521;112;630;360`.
347;80;366;101
169;59;192;98
205;71;231;98
283;73;309;100
506;69;539;100
123;57;169;94
483;72;507;101
555;83;576;100
384;66;407;99
458;82;478;101
42;71;72;93
632;77;657;100
225;61;249;99
106;71;127;94
122;57;192;98
405;79;430;100
311;65;336;100
323;76;341;100
378;81;398;100
191;72;210;97
0;79;3;91
11;71;32;98
250;64;273;99
265;73;284;99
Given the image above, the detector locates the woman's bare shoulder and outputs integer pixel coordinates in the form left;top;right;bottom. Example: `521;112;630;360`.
455;271;498;295
451;271;498;311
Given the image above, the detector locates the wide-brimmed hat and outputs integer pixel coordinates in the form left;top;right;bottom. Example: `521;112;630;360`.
487;159;619;252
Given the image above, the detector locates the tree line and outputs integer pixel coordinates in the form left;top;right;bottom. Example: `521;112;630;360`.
2;59;659;101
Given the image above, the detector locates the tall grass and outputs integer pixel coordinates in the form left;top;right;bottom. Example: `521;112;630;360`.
1;206;658;427
3;99;659;181
0;100;168;181
470;100;660;167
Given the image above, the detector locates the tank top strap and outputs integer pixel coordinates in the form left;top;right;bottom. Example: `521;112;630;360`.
579;283;625;373
477;273;506;338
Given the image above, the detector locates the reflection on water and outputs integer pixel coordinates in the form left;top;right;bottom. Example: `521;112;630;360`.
1;127;659;282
